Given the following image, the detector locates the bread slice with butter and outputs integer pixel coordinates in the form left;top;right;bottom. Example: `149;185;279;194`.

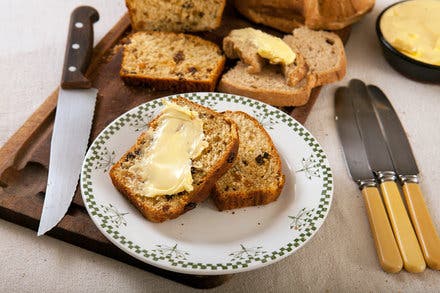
223;28;308;86
212;111;285;211
219;26;346;106
109;97;239;222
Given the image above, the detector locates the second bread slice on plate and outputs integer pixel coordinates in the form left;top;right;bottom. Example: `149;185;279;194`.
212;111;285;211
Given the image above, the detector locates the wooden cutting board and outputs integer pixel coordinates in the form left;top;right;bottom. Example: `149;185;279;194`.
0;2;350;289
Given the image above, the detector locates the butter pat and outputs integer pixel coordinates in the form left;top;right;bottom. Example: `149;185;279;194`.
129;101;207;197
380;0;440;66
231;28;296;65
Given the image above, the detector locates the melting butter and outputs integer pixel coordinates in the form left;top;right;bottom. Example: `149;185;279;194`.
380;0;440;66
231;28;296;65
129;101;207;197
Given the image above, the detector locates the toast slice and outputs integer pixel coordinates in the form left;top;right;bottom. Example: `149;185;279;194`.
120;31;225;91
212;111;285;211
126;0;226;32
283;26;346;86
109;97;239;222
218;61;315;107
222;28;308;86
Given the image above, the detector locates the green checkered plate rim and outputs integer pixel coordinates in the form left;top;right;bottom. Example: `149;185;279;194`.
80;92;334;275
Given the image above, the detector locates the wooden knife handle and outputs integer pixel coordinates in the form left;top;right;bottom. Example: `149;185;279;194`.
362;186;403;273
402;182;440;270
380;181;426;273
61;6;99;89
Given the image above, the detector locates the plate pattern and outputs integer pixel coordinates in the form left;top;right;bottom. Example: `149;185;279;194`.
81;92;333;273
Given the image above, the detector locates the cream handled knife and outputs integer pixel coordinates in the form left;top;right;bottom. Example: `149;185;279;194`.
38;6;99;236
335;87;403;273
368;85;440;270
350;79;426;273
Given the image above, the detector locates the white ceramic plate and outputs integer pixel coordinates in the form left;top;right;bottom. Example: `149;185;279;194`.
80;92;333;275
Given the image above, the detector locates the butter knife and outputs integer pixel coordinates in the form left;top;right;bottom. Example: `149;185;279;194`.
368;85;440;270
335;87;403;273
350;79;425;273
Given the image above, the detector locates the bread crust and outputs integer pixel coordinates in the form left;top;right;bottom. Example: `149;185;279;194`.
212;111;285;211
234;0;375;32
109;97;239;222
120;32;226;92
218;72;316;107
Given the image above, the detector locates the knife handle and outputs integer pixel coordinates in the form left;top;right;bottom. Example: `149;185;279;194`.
380;181;426;273
402;182;440;270
361;186;403;273
61;6;99;89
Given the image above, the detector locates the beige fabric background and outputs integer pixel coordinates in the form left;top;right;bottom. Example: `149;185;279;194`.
0;0;439;292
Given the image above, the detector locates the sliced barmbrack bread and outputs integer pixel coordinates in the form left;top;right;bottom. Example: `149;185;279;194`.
283;26;346;86
120;31;225;91
223;28;308;86
110;97;239;222
212;111;285;211
126;0;226;32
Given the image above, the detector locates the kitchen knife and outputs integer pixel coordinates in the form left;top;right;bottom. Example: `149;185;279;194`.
335;87;402;273
368;85;440;270
349;79;425;273
38;6;99;236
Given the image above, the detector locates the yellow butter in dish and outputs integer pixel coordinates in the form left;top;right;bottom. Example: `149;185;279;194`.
380;0;440;66
128;100;207;197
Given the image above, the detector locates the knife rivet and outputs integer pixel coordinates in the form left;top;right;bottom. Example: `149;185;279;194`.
72;43;80;50
68;66;77;72
75;22;83;28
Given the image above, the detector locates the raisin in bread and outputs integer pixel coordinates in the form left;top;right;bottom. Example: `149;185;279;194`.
120;31;225;91
126;0;226;32
212;111;285;211
109;97;239;222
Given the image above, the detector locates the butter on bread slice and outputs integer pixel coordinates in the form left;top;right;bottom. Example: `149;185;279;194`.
223;27;308;86
212;111;285;211
109;97;239;222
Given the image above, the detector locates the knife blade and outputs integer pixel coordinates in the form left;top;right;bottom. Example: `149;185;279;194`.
349;79;425;273
335;87;402;273
368;85;440;270
38;6;99;236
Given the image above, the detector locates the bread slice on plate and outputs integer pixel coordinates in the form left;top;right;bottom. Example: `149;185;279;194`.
126;0;226;32
120;31;225;91
218;61;316;107
212;111;285;211
222;28;308;86
283;27;346;86
109;97;239;222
